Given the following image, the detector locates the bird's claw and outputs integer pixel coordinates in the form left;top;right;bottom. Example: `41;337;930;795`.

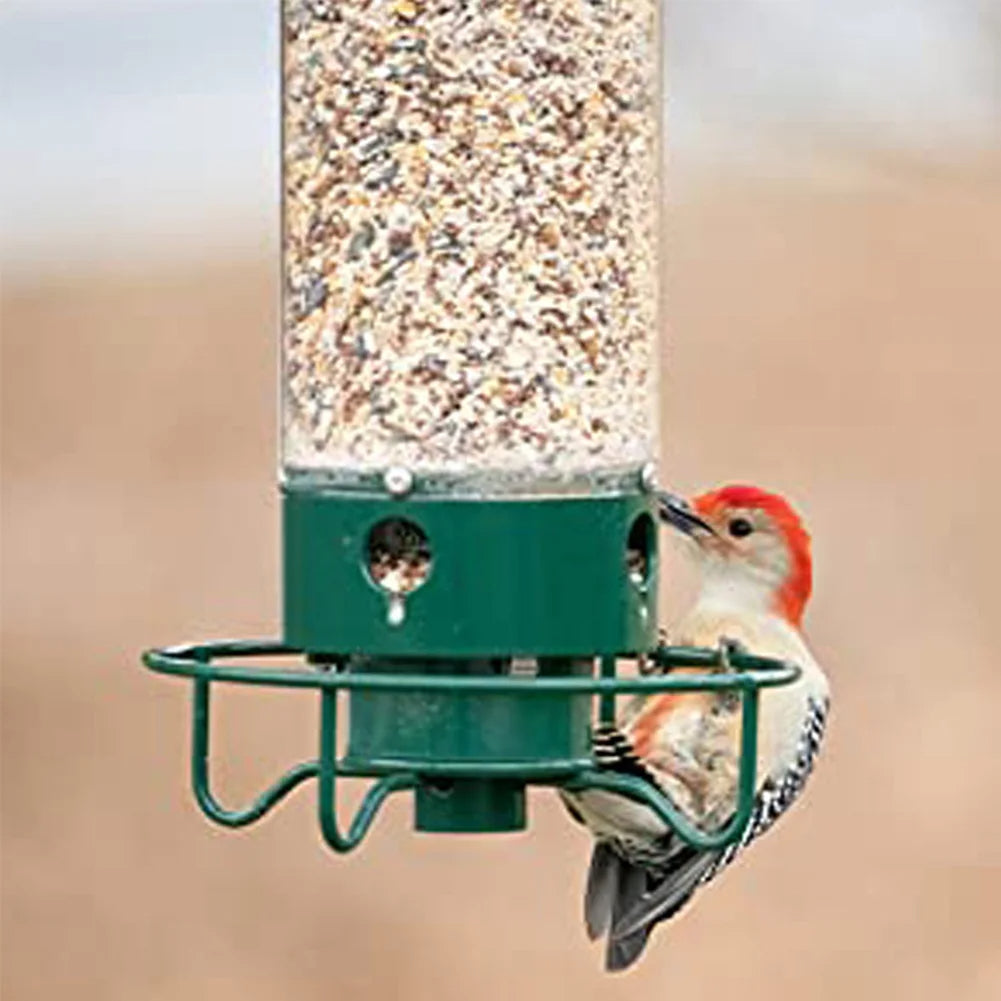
640;628;675;675
716;636;748;671
637;655;660;677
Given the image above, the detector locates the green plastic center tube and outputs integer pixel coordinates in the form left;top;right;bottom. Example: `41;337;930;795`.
284;472;658;833
341;657;594;832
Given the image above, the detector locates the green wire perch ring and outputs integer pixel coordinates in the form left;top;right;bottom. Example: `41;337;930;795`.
142;641;800;853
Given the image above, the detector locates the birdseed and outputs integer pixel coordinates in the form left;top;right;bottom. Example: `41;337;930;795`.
282;0;660;483
367;517;432;593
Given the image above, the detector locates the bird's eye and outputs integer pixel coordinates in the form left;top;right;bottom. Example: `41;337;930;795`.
728;517;754;538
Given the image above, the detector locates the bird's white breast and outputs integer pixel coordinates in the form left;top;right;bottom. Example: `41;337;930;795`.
670;602;829;779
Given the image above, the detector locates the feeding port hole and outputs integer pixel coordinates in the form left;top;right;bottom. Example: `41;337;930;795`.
366;518;432;594
627;513;655;588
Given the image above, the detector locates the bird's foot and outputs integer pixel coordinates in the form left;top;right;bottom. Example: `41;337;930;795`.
638;628;675;676
716;636;749;671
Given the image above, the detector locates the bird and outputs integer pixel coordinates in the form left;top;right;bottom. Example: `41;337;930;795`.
562;484;830;972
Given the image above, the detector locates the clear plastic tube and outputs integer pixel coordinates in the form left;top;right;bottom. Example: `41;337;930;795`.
282;0;660;486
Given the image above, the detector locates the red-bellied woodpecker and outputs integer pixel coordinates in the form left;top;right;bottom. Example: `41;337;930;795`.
562;485;830;972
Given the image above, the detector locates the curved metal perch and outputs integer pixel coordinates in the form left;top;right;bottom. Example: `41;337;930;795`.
146;640;800;694
146;640;795;852
317;689;417;852
191;674;414;844
192;677;319;827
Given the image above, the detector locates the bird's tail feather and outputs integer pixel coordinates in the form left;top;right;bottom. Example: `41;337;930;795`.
604;857;650;971
606;926;651;972
586;845;720;972
612;850;718;943
584;843;620;940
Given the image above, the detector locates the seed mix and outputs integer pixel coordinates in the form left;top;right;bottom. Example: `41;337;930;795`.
283;0;659;480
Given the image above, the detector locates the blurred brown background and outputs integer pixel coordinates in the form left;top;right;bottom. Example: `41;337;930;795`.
4;3;1001;999
5;160;1001;1000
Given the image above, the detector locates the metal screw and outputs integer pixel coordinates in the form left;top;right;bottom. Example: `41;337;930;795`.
640;462;658;493
383;466;414;497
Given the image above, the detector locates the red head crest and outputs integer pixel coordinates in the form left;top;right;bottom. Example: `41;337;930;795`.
693;485;813;626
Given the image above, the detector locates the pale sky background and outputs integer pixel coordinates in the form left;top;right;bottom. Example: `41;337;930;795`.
2;0;999;269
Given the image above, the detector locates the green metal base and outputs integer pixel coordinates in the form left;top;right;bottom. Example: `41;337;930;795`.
415;779;526;833
283;479;657;658
142;641;802;849
340;657;592;771
279;472;663;831
340;656;592;831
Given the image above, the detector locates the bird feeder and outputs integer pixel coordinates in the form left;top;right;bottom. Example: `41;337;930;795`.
144;0;799;853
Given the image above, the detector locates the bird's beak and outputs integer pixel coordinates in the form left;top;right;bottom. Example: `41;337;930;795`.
656;492;717;538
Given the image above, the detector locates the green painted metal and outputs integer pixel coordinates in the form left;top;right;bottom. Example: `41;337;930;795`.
282;486;657;657
146;641;798;692
317;689;418;853
414;779;527;833
340;655;591;832
341;657;592;769
191;675;319;827
143;640;800;850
